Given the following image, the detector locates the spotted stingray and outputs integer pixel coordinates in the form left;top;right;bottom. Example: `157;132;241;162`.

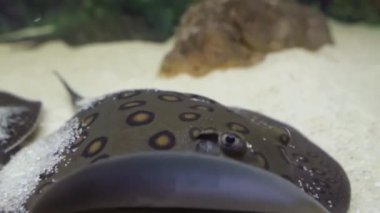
26;75;350;213
0;92;41;169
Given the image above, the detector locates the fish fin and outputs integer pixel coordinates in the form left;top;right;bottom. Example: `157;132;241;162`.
53;71;84;107
228;106;351;213
0;92;42;169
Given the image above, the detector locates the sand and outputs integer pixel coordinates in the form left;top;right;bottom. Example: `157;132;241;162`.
0;20;379;212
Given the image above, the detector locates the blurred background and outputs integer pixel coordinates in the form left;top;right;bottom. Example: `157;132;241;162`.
0;0;379;45
0;0;196;44
0;1;379;212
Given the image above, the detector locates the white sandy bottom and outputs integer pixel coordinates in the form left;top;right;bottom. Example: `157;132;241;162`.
0;118;81;212
0;21;379;212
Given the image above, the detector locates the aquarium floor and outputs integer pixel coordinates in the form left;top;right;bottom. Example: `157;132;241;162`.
0;21;379;212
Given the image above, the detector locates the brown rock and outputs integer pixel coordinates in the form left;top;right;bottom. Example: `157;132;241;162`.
160;0;333;77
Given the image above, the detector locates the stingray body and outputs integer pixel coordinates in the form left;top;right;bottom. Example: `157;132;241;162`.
27;77;350;213
0;92;41;169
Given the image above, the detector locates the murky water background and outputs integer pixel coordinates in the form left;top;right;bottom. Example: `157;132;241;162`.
0;21;379;212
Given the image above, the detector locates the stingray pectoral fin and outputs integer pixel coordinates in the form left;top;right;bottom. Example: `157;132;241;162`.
0;91;42;156
229;107;351;213
31;152;328;213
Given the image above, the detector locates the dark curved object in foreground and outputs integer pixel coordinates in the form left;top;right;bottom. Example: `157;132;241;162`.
25;78;350;213
0;91;41;168
31;152;328;213
80;208;253;213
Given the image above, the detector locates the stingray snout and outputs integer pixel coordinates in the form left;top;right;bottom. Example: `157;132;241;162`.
31;152;329;213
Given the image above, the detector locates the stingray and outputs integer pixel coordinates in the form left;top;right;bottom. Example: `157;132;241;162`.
26;74;350;213
0;91;42;169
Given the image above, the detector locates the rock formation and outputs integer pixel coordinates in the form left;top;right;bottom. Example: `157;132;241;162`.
160;0;333;77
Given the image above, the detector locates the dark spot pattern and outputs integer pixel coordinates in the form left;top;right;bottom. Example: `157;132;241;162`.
252;152;269;170
82;137;108;158
178;112;201;122
278;146;292;164
189;127;201;140
116;91;141;100
226;122;250;135
18;88;349;213
126;111;155;126
187;94;217;104
190;105;214;112
81;113;99;128
119;100;146;110
149;130;176;150
201;127;217;134
71;130;88;148
158;94;182;102
279;133;291;146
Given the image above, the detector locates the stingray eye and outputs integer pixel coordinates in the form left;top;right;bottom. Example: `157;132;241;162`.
223;135;237;146
220;133;247;157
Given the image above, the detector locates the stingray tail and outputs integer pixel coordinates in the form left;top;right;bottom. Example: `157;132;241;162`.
53;71;83;106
